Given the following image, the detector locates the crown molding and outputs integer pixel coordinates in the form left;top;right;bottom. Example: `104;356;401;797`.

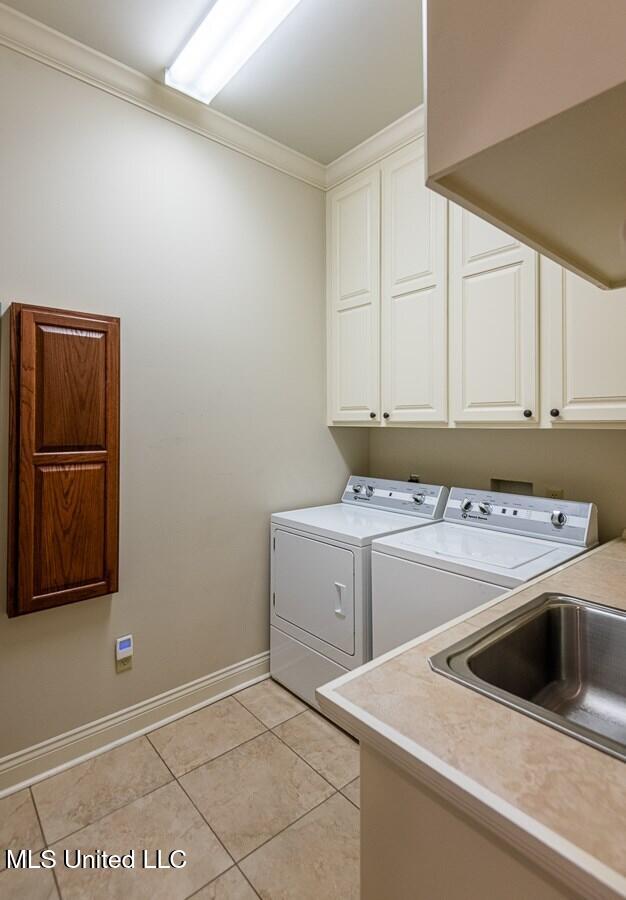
324;105;425;189
0;2;327;189
0;2;423;192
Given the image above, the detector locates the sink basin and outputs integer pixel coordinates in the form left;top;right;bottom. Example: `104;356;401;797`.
429;594;626;762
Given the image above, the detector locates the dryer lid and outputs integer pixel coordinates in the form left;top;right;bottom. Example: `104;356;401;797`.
271;503;436;547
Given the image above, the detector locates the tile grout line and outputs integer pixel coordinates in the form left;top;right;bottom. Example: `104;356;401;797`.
182;863;262;900
266;707;360;793
146;726;269;780
141;732;180;781
232;688;307;728
24;785;47;855
28;786;61;899
135;735;254;900
28;742;177;848
228;695;358;864
340;779;360;810
30;694;285;852
236;789;345;870
168;688;341;894
235;862;263;899
269;723;342;794
16;686;354;899
147;739;237;877
230;694;350;795
167;688;350;885
39;778;178;850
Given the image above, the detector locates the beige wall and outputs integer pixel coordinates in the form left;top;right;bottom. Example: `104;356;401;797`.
0;47;368;757
370;428;626;542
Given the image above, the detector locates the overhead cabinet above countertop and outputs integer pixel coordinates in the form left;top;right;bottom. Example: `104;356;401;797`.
326;139;626;430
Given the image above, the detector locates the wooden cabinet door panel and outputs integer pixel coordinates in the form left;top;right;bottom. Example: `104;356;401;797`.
35;463;106;596
8;304;120;616
35;324;107;451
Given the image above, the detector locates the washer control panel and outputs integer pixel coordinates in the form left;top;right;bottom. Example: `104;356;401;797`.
444;487;598;546
342;477;448;519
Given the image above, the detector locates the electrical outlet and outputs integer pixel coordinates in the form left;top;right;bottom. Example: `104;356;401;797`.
545;487;565;500
115;634;133;674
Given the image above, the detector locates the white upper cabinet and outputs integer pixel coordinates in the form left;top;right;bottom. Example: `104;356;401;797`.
380;140;447;424
327;168;380;423
326;137;626;430
543;258;626;424
450;205;538;424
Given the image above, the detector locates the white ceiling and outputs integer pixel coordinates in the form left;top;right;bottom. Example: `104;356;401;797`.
3;0;422;164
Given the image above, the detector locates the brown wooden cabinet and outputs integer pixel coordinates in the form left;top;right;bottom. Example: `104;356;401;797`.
8;303;120;616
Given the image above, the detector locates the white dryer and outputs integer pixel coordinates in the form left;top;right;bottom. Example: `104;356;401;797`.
270;477;448;707
372;487;598;657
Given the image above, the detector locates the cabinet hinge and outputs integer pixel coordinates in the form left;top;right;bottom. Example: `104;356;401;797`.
273;536;276;550
272;592;276;607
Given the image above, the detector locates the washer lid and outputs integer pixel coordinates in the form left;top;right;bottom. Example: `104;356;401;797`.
271;504;436;547
372;522;584;586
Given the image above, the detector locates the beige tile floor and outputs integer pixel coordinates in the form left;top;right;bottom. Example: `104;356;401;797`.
0;679;360;899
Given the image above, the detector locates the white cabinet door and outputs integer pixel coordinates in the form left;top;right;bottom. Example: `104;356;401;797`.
327;168;380;423
380;141;448;424
543;258;626;424
450;205;538;424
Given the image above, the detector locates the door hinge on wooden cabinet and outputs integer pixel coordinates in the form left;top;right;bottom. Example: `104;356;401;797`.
272;592;276;607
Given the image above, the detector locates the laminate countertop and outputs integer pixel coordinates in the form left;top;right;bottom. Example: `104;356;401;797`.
317;537;626;900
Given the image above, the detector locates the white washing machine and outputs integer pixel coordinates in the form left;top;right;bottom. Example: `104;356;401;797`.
372;486;598;657
270;476;448;707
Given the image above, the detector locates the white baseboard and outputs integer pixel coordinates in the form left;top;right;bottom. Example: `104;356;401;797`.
0;651;270;797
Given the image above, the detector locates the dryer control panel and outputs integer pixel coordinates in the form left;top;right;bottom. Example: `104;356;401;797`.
445;487;598;547
342;477;448;520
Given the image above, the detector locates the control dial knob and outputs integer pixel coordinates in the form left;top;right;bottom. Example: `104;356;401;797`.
551;510;568;528
460;498;473;512
412;492;426;505
352;484;363;494
478;501;492;515
365;485;375;498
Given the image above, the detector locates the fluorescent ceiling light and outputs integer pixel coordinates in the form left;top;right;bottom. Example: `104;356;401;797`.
165;0;303;105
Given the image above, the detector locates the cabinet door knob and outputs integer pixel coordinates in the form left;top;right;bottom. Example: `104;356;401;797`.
369;412;376;419
550;408;560;418
383;412;390;419
523;409;533;418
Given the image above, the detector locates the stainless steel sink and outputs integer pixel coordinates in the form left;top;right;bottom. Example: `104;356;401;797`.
429;594;626;762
